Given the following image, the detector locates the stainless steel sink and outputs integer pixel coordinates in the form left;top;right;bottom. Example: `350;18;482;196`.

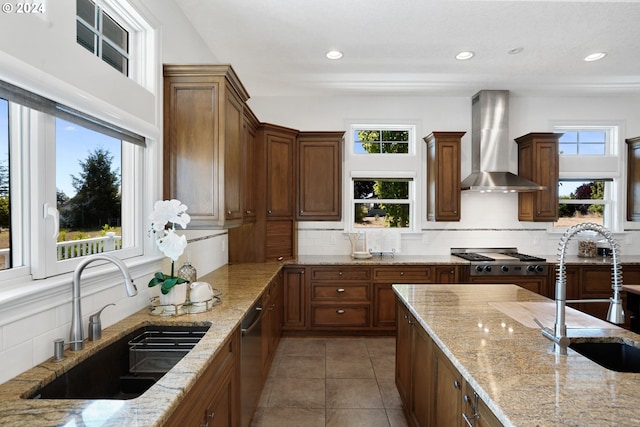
570;338;640;373
27;324;210;400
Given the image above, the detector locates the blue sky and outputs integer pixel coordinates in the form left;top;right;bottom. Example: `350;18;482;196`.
1;99;121;198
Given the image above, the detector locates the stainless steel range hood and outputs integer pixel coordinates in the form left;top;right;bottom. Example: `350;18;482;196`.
460;90;545;192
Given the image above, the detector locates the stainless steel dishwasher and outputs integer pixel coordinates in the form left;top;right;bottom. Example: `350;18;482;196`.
241;299;263;427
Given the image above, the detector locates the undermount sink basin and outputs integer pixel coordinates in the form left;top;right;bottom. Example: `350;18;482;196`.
570;339;640;373
27;324;210;400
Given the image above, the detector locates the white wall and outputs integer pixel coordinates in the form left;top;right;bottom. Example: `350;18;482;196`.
249;94;640;257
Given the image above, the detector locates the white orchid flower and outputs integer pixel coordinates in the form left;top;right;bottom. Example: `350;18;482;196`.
156;228;187;261
149;199;191;232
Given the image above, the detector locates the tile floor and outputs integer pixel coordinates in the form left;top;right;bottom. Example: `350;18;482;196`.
251;336;409;427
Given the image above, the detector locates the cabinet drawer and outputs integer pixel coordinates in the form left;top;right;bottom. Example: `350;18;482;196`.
311;306;369;327
373;267;433;282
311;284;370;302
310;267;371;281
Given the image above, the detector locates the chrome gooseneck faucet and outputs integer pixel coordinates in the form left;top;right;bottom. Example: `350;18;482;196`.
537;223;623;354
69;254;138;351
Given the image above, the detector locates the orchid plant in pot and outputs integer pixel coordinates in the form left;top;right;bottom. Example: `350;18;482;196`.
148;199;191;305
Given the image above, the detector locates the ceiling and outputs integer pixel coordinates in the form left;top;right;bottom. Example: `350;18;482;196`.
173;0;640;98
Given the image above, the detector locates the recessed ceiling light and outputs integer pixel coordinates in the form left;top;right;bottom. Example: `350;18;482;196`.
584;52;607;62
326;50;343;60
455;51;475;61
507;47;523;55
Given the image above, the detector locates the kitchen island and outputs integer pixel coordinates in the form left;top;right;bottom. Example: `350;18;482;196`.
394;283;640;426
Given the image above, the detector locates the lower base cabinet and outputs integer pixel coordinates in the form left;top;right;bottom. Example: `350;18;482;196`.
396;299;502;427
165;328;241;427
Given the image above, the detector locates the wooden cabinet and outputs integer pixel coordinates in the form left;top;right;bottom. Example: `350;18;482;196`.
396;298;502;427
165;328;240;427
626;136;640;221
163;64;249;229
309;266;371;330
516;132;561;222
229;123;298;262
297;131;344;221
424;131;464;222
262;272;283;378
282;266;307;330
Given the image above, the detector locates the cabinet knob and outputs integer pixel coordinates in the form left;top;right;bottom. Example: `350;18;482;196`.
246;210;252;214
300;210;304;214
227;210;232;215
453;380;460;389
268;210;272;215
300;269;305;275
339;271;343;276
277;256;284;261
336;288;345;293
400;271;404;276
336;309;345;314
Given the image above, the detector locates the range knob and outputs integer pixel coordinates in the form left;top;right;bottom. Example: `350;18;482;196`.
475;265;484;273
527;265;536;273
484;265;492;272
536;265;545;273
501;265;509;273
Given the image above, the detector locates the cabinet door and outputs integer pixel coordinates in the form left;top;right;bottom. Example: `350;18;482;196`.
224;86;244;223
206;360;237;427
395;301;412;405
627;137;640;221
425;132;464;222
242;109;259;222
265;128;296;218
516;133;560;222
373;283;396;329
434;345;462;427
282;267;307;330
297;132;343;221
411;321;434;427
164;81;219;225
265;219;295;261
434;265;459;283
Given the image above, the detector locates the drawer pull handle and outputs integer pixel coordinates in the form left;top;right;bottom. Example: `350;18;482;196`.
277;256;284;261
336;288;345;293
336;309;345;314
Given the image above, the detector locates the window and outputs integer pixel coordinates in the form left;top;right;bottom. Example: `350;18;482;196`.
77;0;130;75
0;98;9;271
553;125;621;231
353;178;412;228
354;128;410;154
0;80;145;280
346;122;419;232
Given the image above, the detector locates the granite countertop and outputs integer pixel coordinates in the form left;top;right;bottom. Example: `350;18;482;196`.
394;283;640;426
0;262;282;427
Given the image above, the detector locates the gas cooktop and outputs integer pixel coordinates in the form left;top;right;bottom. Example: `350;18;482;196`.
451;248;548;276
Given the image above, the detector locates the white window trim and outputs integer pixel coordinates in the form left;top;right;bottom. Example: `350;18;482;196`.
349;171;417;233
549;121;625;234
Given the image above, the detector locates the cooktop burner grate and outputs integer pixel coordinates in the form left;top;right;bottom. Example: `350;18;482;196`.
452;253;495;262
502;252;546;262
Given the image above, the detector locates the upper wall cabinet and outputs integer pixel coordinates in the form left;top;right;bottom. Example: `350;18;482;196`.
424;132;464;222
297;131;344;221
627;137;640;221
516;132;560;222
163;64;250;229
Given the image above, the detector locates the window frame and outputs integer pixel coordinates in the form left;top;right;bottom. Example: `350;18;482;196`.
551;122;624;233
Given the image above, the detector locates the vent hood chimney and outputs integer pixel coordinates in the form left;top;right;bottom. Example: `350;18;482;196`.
460;90;545;192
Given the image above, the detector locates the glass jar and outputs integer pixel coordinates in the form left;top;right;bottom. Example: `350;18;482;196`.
177;261;197;283
577;231;597;258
